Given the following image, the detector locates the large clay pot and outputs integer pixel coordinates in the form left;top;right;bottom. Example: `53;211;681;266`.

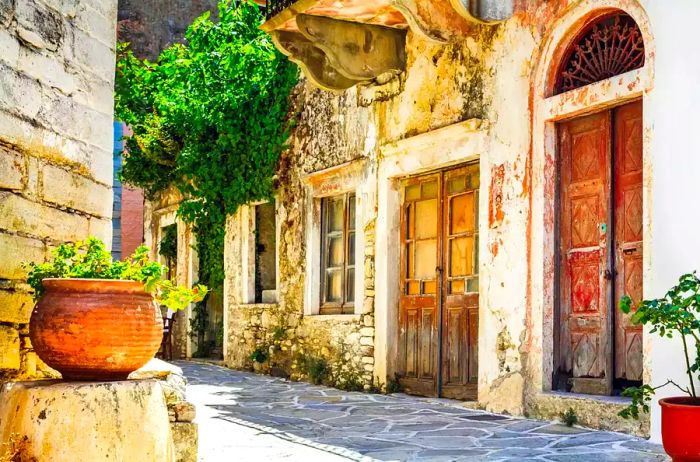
660;397;700;461
30;279;163;381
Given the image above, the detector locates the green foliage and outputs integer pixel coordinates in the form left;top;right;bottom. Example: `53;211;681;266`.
561;408;578;427
386;374;403;394
619;272;700;419
300;355;329;385
250;346;269;364
216;321;225;347
158;224;178;261
25;237;207;312
115;0;298;292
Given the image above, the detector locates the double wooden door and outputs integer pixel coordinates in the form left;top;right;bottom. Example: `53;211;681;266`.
398;164;479;400
557;100;644;395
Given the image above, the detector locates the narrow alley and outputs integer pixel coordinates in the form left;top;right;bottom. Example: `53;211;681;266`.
180;361;667;462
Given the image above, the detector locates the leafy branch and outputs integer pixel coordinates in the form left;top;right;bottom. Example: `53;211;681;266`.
619;272;700;419
25;237;207;312
114;0;298;291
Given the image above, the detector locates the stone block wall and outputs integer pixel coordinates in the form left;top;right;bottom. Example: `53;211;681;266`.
0;0;117;379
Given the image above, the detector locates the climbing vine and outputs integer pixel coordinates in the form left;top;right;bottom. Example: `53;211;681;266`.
114;0;298;292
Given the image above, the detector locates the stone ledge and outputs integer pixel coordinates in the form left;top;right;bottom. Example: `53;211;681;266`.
526;391;649;437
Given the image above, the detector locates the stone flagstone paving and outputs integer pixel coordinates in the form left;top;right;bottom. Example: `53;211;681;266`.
177;361;668;461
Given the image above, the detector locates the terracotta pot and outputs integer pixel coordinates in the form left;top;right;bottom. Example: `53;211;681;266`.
30;279;163;381
660;397;700;461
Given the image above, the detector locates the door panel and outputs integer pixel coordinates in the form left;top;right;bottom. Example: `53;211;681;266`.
399;174;441;397
557;100;644;395
614;101;644;382
399;165;479;400
558;111;613;395
442;165;479;400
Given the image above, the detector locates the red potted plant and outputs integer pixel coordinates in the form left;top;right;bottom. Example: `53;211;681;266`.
25;237;207;380
619;273;700;461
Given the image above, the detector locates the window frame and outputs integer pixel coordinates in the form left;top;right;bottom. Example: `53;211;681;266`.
238;199;280;305
319;192;356;315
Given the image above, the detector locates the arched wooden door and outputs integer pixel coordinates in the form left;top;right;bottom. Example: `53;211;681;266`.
398;164;479;400
556;100;643;395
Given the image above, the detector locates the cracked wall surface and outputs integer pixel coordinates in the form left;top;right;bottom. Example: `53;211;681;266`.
228;0;684;440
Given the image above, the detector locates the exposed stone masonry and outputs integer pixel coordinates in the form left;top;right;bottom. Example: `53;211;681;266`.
0;0;116;380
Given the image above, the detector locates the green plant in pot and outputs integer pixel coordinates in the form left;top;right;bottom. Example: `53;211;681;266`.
25;237;207;380
619;272;700;461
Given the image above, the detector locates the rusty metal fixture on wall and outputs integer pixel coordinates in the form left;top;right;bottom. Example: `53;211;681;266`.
30;279;163;380
556;13;645;95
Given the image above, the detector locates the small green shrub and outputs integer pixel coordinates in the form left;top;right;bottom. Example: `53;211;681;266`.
24;237;207;311
272;325;287;342
303;356;329;385
561;408;578;427
386;374;403;394
250;347;269;364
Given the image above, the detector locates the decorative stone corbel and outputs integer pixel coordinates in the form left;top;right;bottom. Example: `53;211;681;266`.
296;14;407;82
271;30;362;92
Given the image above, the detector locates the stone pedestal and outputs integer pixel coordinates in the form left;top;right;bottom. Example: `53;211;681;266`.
0;379;175;461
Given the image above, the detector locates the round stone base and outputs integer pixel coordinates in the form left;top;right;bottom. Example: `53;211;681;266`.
0;379;174;461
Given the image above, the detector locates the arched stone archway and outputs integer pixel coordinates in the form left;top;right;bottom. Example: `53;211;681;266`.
526;0;655;434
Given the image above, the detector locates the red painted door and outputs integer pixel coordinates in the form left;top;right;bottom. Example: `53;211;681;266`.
558;111;614;395
613;101;644;383
557;101;644;395
398;165;479;399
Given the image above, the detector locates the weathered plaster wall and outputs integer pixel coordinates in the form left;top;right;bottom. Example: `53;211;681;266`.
229;0;686;440
0;0;117;379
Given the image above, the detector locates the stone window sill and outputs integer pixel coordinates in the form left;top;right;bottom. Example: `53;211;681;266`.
306;314;361;322
238;303;279;310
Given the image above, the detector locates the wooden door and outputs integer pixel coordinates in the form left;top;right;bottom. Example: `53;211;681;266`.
399;165;479;400
441;165;479;400
399;173;441;397
558;111;614;396
613;101;644;383
557;101;644;395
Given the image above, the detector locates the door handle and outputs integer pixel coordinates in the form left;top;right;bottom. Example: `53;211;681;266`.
604;269;617;280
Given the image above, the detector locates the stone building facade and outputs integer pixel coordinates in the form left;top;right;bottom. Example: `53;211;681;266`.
222;0;700;443
0;0;117;379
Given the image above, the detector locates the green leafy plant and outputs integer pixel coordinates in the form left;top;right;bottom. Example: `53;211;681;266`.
158;224;178;261
250;346;269;364
386;374;403;394
619;272;700;419
561;408;578;427
25;237;207;312
115;0;298;295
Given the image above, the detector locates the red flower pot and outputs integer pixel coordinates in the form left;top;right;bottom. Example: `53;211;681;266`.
660;397;700;461
30;279;163;381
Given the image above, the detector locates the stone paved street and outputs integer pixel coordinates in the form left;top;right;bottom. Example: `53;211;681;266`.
178;361;668;462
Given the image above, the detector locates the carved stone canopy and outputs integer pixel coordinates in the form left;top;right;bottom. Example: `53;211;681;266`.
262;0;513;91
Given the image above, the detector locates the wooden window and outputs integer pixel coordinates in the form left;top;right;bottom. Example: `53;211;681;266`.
320;192;356;314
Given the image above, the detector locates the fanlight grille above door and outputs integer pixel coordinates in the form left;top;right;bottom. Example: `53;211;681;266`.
556;13;645;95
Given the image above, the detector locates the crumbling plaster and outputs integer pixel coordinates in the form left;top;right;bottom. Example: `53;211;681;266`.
224;0;695;440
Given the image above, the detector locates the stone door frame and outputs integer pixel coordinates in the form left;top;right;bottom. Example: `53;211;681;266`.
375;120;488;390
528;0;655;408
